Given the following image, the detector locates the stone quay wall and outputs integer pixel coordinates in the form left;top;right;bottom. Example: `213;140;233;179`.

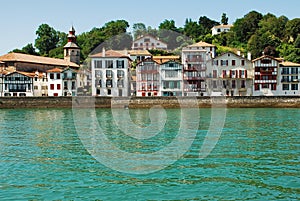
0;96;299;109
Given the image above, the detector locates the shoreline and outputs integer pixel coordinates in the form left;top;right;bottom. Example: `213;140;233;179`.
0;96;300;109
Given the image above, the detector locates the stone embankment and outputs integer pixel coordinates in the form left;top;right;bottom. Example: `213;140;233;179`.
0;96;299;109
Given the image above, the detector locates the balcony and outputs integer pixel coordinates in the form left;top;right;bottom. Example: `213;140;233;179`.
63;76;76;80
184;66;206;71
186;58;204;63
281;78;299;83
183;76;203;80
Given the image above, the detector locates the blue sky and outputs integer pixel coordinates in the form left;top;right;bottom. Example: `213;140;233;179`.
0;0;299;55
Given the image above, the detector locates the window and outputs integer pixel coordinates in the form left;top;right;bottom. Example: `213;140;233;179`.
291;84;298;90
50;84;54;90
34;86;38;90
232;60;236;66
50;73;54;79
117;60;124;68
282;84;289;90
57;73;61;79
64;81;68;89
262;84;269;89
291;68;298;74
282;68;289;75
72;81;76;90
117;70;125;78
213;70;217;78
241;60;245;66
106;79;112;88
134;43;138;47
213;60;219;66
57;84;61;90
34;77;38;81
107;89;111;95
232;80;236;88
165;70;178;78
105;60;113;68
144;38;150;42
117;79;124;87
106;70;112;78
261;59;271;64
221;60;228;66
213;81;217;88
241;80;246;88
95;60;102;68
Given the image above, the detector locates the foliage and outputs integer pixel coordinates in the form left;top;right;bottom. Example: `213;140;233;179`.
12;43;38;55
221;13;228;25
35;24;59;56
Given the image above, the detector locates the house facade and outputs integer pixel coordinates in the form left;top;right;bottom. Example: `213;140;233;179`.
136;58;160;96
33;71;48;96
62;68;77;96
160;60;183;96
206;52;253;96
277;61;300;96
3;71;34;96
132;35;167;50
91;49;131;97
253;55;280;96
182;41;216;96
211;24;233;36
47;68;63;96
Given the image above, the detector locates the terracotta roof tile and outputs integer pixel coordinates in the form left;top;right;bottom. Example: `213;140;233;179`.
188;41;216;47
47;67;63;73
280;61;300;66
0;52;79;68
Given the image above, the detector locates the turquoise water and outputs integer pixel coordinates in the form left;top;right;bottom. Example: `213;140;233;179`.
0;108;299;200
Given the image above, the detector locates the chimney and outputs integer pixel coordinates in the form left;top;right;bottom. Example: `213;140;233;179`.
247;52;251;61
237;50;241;56
102;47;106;57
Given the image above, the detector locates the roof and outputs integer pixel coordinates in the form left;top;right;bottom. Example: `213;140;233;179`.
128;50;152;56
133;35;167;45
90;50;131;60
252;55;282;62
6;71;35;78
187;41;216;48
47;67;63;73
136;57;160;65
64;42;80;49
212;24;233;29
280;61;300;67
152;55;180;64
0;52;79;68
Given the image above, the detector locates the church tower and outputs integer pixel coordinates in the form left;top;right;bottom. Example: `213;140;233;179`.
64;26;80;65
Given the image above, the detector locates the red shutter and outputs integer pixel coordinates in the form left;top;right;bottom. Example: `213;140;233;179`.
245;70;248;78
229;70;232;78
239;70;242;78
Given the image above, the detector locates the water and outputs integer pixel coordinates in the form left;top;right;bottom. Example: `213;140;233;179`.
0;108;299;200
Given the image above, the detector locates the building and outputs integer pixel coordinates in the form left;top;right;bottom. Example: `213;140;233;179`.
136;58;160;96
277;61;300;96
3;71;34;96
152;55;180;64
211;24;233;36
253;55;280;96
206;52;253;96
181;41;216;96
62;67;78;96
32;71;48;96
132;35;167;50
160;60;183;96
90;49;131;97
47;68;63;96
128;50;152;62
64;26;81;65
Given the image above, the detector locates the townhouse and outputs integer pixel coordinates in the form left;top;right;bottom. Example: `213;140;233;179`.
277;61;300;95
206;52;253;96
132;35;167;50
90;49;131;97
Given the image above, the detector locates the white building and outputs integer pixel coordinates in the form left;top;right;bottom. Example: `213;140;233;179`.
160;60;183;96
3;71;34;97
90;49;131;97
277;61;300;96
132;35;167;50
62;67;77;96
211;24;233;36
47;68;63;96
33;71;48;96
253;55;280;96
206;52;253;96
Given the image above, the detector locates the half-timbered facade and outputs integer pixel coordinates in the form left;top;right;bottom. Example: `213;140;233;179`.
3;71;34;96
136;58;160;96
253;55;280;96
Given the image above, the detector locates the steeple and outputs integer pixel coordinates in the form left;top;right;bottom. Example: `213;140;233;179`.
64;26;80;65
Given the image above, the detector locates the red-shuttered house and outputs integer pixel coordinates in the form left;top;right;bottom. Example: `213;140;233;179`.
252;55;280;96
206;52;253;96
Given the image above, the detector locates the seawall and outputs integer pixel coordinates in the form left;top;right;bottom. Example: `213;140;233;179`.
0;96;299;109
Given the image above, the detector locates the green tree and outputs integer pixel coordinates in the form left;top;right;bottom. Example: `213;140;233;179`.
198;16;219;34
184;18;203;39
132;23;147;39
232;11;263;43
285;18;300;42
221;13;228;25
35;24;59;56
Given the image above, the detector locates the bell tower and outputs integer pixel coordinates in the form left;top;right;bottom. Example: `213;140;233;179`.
64;26;80;65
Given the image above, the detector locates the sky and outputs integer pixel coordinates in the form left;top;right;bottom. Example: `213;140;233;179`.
0;0;299;55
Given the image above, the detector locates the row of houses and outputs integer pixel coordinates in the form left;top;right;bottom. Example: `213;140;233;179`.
0;26;299;97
